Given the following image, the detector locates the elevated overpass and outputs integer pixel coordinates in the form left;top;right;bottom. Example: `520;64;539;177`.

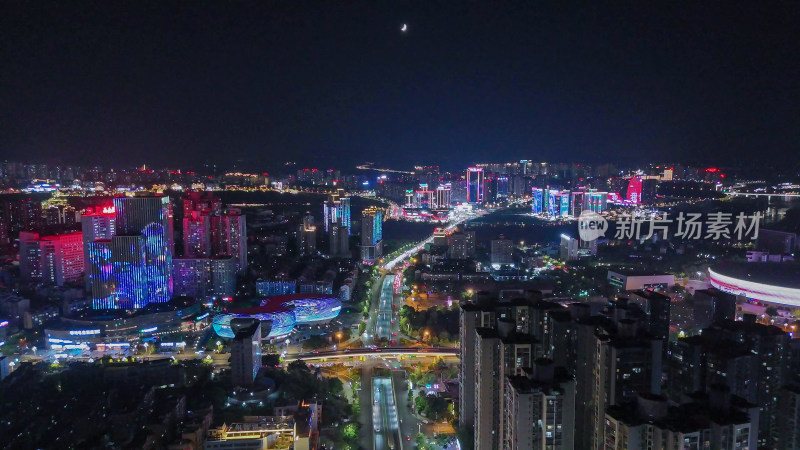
283;346;459;362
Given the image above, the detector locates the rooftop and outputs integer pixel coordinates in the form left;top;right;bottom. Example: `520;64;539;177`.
710;262;800;289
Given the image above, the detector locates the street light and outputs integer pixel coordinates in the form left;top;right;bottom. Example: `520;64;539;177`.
336;332;343;347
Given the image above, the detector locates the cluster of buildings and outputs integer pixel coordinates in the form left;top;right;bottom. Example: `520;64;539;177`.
5;192;247;311
84;194;245;310
459;287;800;449
295;189;383;264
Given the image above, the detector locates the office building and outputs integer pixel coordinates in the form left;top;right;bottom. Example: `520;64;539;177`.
173;256;236;300
584;190;607;213
297;215;317;255
1;196;41;235
230;319;262;387
569;190;585;217
436;183;452;209
448;231;475;259
491;237;513;265
113;195;174;304
467;167;485;204
413;183;436;209
329;222;350;258
205;416;296;450
693;288;737;329
183;192;247;272
39;232;84;285
88;235;148;309
0;355;9;382
323;188;350;233
559;234;579;261
532;188;544;214
360;207;382;263
183;212;212;257
630;290;671;343
216;208;247;272
18;231;84;285
81;210;116;289
18;231;43;282
606;270;675;291
256;280;297;297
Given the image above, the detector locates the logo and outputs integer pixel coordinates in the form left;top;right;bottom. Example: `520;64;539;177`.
578;210;608;242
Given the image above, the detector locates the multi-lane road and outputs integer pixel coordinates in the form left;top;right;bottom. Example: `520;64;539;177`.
376;274;396;342
373;376;402;450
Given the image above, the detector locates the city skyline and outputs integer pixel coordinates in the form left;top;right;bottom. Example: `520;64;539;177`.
2;3;800;449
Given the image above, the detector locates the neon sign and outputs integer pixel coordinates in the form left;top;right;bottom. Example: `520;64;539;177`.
102;206;116;214
69;329;100;336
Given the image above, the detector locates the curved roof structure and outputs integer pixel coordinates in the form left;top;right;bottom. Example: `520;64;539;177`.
709;262;800;308
212;293;342;339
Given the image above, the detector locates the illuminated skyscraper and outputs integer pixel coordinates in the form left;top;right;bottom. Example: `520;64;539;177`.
532;188;544;214
360;207;383;263
626;176;643;205
413;184;435;209
18;231;83;286
19;231;42;282
113;195;174;304
81;209;116;289
216;208;247;273
323;188;350;233
230;319;261;387
172;256;236;300
466;167;485;204
297;215;317;255
584;190;608;213
39;232;83;285
496;176;509;201
570;190;585;217
88;235;148;309
436;183;452;209
329;222;350;258
183;212;212;257
183;191;222;217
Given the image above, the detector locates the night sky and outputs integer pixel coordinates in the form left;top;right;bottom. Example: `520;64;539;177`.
2;1;798;170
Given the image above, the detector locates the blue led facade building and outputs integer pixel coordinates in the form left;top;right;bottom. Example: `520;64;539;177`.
360;207;383;263
113;196;174;304
560;193;570;217
88;236;149;309
547;189;559;216
532;188;544;214
323;189;350;234
88;195;174;309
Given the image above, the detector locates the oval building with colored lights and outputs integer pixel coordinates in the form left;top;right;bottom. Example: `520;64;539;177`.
709;262;800;310
212;293;342;339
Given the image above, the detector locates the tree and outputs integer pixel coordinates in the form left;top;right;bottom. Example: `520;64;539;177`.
765;306;779;317
415;433;428;450
302;335;329;350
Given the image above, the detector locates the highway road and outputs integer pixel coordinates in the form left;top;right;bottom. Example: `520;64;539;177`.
376;275;396;341
373;376;402;450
